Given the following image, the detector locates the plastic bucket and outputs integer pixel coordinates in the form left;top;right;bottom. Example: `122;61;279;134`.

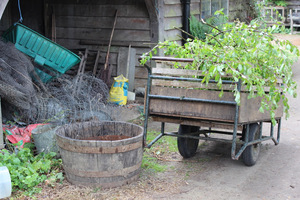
32;124;60;156
0;166;12;199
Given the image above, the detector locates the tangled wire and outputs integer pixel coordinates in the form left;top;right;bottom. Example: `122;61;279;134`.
0;40;118;125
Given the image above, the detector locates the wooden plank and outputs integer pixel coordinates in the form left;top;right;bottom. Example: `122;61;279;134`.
128;47;137;91
60;39;151;49
164;17;182;31
153;68;204;76
149;87;236;122
117;47;129;77
135;66;148;79
56;28;151;42
164;29;182;40
164;0;181;4
52;4;149;17
148;86;283;124
152;79;280;92
158;0;165;53
117;47;137;91
151;115;243;131
46;0;140;5
56;16;150;30
239;95;283;123
164;4;182;18
145;0;159;44
152;79;234;91
134;78;147;89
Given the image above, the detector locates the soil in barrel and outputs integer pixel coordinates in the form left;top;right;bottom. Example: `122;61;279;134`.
81;135;131;141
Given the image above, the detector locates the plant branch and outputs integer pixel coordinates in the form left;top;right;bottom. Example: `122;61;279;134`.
174;27;195;39
201;18;223;33
205;33;223;47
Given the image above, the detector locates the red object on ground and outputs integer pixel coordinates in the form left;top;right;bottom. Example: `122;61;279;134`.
3;124;46;148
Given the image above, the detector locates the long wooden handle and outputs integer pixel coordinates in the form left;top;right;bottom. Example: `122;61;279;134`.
104;10;118;70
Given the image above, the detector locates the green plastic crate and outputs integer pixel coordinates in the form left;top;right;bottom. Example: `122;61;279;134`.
3;23;80;74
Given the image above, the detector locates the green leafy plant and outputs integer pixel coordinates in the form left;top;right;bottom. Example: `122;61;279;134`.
268;25;291;34
141;20;299;125
190;10;228;41
0;147;63;196
267;0;287;7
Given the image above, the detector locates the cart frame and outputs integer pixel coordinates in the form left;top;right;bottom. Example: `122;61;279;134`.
142;57;281;163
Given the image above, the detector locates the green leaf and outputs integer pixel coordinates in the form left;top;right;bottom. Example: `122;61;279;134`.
235;92;241;105
259;106;265;113
219;89;224;98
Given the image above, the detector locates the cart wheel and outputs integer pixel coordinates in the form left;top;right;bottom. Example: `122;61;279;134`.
177;125;200;158
242;123;261;166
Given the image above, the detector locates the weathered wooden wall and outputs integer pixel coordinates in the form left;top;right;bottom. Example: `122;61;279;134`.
286;0;300;7
44;0;151;49
44;0;153;89
157;0;252;44
228;0;253;22
158;0;200;44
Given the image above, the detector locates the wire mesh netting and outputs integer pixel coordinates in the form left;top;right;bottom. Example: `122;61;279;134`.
0;40;121;125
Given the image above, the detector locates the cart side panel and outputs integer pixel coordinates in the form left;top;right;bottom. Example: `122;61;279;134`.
239;93;283;123
149;87;283;123
149;87;236;122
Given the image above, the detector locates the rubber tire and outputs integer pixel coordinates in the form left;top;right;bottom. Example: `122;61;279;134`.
177;125;200;158
242;123;261;166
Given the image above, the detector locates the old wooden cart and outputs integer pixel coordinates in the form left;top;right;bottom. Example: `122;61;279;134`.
142;57;283;166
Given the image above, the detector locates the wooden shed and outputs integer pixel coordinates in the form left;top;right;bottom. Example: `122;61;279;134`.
0;0;252;91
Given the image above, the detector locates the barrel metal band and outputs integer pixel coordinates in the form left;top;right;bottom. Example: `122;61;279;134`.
57;139;143;154
67;174;140;188
63;161;142;178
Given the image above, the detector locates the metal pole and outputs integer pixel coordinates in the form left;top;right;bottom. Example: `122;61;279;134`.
181;0;191;42
231;80;241;160
143;64;152;147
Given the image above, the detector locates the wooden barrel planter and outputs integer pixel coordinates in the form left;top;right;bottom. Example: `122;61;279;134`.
55;121;143;188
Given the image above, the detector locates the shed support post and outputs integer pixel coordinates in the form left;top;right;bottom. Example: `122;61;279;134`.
0;97;4;149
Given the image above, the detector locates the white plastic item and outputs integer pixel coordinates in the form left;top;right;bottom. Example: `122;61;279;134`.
0;166;12;199
127;91;135;101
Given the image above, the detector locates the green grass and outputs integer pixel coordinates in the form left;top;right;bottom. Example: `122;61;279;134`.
141;153;168;172
141;131;178;173
146;131;178;153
